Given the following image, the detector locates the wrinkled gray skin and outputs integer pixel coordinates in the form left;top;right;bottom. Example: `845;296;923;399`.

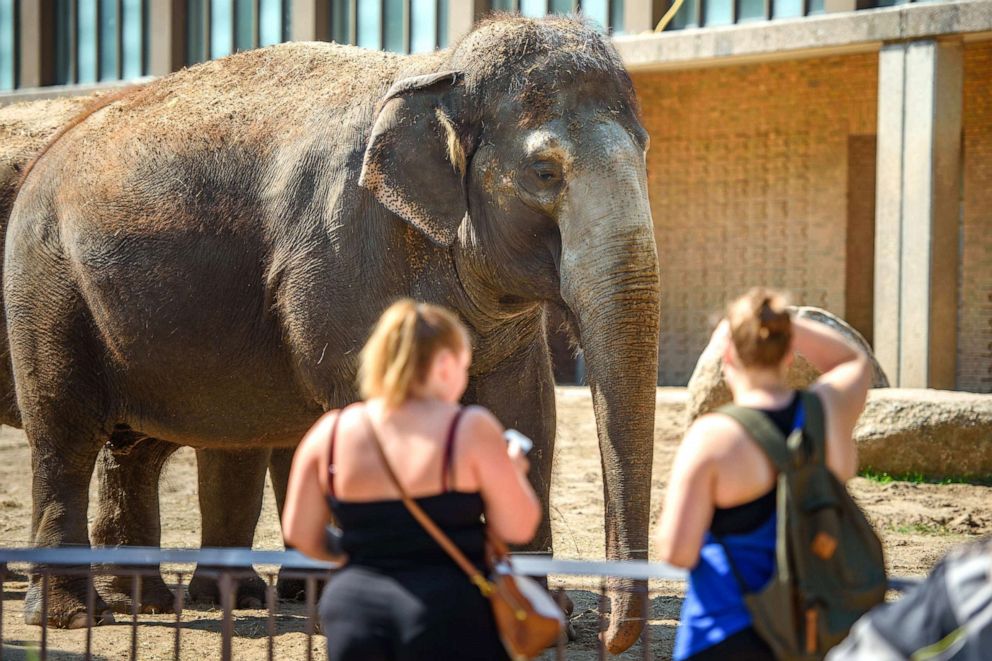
5;15;660;651
0;95;294;611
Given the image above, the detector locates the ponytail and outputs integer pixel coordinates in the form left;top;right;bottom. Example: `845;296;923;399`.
359;299;468;407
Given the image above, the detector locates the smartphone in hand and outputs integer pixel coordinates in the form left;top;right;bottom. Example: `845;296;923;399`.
503;429;534;455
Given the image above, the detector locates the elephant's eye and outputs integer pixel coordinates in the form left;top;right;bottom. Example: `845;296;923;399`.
531;160;562;185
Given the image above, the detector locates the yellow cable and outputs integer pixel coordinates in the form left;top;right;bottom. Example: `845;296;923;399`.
655;0;687;32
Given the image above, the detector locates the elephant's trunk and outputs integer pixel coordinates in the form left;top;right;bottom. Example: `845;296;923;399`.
559;141;661;654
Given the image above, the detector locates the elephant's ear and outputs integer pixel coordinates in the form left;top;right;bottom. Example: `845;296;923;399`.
359;71;471;247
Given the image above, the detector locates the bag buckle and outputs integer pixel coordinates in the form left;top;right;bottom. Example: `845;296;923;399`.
471;574;494;597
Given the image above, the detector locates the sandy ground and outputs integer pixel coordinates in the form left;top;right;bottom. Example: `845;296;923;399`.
1;386;990;659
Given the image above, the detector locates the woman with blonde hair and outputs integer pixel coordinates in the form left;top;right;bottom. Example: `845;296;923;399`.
282;299;540;661
656;288;872;660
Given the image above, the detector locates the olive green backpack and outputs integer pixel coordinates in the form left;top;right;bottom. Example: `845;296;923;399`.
718;391;887;660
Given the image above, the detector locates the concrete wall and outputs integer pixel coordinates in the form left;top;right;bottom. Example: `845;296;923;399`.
632;54;878;385
959;41;992;393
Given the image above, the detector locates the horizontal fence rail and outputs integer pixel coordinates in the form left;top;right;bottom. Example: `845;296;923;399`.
0;546;921;661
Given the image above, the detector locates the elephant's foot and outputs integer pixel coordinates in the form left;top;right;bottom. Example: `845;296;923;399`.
24;575;116;628
551;588;577;641
94;571;176;615
189;567;266;609
275;568;327;602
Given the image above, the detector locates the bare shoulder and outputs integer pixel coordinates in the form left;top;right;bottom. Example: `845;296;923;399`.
459;405;504;435
298;410;341;455
686;413;746;444
458;406;506;457
681;413;752;461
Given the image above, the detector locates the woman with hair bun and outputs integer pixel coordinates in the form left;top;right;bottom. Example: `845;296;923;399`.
282;299;540;660
656;288;872;660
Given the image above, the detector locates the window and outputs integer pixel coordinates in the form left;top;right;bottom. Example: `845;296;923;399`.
491;0;625;34
0;0;15;90
55;0;147;85
664;0;921;29
186;0;291;66
329;0;449;54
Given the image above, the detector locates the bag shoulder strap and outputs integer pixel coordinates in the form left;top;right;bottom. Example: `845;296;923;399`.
798;390;827;465
440;407;467;492
717;402;793;472
320;406;349;498
361;407;494;595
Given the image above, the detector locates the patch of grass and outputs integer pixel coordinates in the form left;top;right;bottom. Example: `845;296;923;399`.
889;522;951;536
858;469;992;486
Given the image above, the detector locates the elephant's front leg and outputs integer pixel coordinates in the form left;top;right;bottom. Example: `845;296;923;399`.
188;448;270;609
472;335;577;635
472;337;557;554
90;433;180;615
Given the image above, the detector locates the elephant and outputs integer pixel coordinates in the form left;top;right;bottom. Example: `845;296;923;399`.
0;96;298;611
5;14;661;653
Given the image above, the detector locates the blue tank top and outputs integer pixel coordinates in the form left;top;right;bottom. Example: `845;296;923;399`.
674;395;803;660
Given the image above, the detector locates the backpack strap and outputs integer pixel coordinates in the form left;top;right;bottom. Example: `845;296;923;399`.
717;403;793;472
798;391;827;465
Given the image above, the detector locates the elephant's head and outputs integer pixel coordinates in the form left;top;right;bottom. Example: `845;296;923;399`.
360;15;660;653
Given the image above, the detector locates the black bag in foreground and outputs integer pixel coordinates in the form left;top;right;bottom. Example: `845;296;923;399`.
718;391;887;660
827;535;992;661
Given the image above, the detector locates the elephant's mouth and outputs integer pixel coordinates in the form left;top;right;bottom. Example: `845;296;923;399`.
548;300;581;352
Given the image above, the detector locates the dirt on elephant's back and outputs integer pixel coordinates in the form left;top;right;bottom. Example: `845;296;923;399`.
1;387;990;659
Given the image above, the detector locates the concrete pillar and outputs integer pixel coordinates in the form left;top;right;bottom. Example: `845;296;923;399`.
19;0;55;88
148;0;186;76
448;1;488;44
625;0;667;34
290;0;330;42
823;0;873;13
874;38;962;389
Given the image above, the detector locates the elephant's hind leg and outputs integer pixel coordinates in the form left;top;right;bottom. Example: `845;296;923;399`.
18;391;116;628
188;447;270;609
90;431;180;615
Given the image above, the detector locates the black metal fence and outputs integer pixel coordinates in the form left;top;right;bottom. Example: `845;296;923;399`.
0;546;919;660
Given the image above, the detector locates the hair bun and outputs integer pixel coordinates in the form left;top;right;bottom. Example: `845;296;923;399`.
726;288;792;369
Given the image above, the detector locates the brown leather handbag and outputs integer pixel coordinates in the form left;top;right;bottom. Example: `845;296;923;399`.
365;412;564;660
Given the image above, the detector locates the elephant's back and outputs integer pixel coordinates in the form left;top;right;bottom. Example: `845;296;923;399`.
13;43;445;236
71;42;446;154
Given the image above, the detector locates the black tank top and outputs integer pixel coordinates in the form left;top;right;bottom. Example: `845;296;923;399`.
709;391;801;536
325;406;488;571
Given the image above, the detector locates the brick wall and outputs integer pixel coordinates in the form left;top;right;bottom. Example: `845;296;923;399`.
959;41;992;393
632;55;878;385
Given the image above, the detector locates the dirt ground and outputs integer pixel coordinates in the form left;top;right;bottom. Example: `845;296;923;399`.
1;386;990;659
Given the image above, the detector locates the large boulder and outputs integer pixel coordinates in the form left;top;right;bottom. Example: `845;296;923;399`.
685;306;889;426
855;389;992;478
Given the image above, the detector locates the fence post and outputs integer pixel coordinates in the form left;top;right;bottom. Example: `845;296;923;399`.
220;572;235;661
0;562;4;658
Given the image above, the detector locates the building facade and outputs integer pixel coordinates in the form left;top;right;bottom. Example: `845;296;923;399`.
0;0;989;392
